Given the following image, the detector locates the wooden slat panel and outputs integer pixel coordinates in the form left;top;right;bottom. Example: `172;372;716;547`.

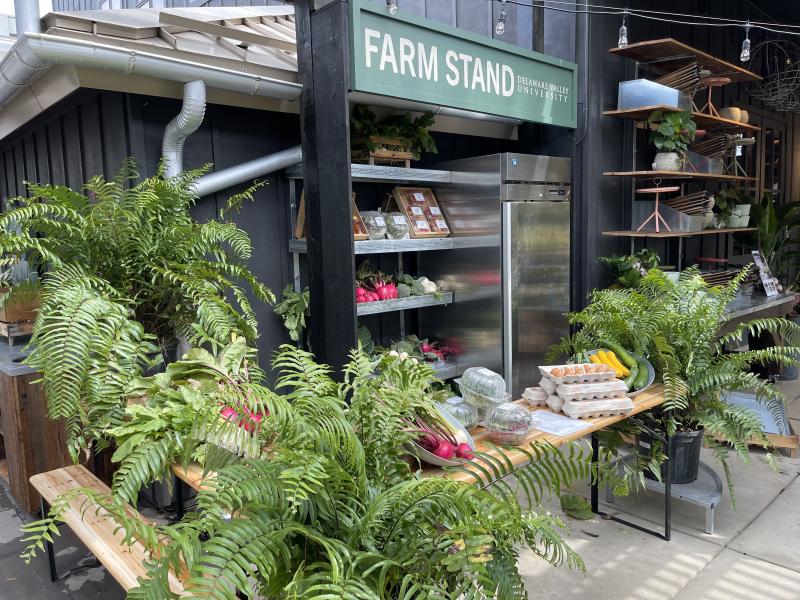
79;95;105;180
609;38;761;83
30;465;185;594
1;374;34;511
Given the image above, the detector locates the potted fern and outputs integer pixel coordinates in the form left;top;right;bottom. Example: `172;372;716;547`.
0;161;273;460
23;340;602;597
554;268;800;492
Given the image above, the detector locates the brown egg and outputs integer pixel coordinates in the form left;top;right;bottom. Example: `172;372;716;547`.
551;367;563;377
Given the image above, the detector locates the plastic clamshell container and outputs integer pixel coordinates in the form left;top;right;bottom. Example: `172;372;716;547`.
522;387;548;407
485;403;532;445
557;380;629;401
539;363;616;385
439;397;479;429
546;394;564;412
459;367;508;409
562;397;634;420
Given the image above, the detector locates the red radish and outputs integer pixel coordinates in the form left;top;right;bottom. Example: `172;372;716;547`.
455;443;474;460
220;406;238;421
240;410;263;433
356;287;368;297
421;342;432;353
433;440;456;460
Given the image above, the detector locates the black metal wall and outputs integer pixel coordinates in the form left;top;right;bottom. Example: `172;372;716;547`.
0;90;300;371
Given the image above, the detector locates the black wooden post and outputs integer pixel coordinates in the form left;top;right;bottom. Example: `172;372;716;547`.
295;0;357;373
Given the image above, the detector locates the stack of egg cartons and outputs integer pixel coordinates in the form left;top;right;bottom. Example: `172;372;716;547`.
528;363;633;419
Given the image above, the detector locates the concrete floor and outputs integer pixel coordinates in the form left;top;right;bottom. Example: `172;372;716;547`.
0;382;799;599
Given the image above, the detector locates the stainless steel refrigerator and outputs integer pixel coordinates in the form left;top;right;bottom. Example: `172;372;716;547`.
419;153;571;398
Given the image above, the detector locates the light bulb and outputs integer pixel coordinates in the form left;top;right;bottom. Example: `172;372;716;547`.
740;23;751;62
386;0;398;15
617;11;629;49
495;7;507;36
618;23;628;48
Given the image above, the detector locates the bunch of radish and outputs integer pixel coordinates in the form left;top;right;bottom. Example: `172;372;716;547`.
220;405;265;433
414;415;474;461
355;261;399;303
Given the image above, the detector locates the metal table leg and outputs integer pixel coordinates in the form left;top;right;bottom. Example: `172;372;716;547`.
42;498;58;582
590;421;672;541
174;474;185;520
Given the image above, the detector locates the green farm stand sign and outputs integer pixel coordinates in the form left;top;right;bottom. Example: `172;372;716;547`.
349;0;578;128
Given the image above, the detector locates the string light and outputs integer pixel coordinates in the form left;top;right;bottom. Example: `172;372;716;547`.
740;21;752;62
386;0;398;16
617;9;629;49
495;0;508;37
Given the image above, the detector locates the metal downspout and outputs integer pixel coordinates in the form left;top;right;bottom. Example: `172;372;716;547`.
192;145;303;197
162;80;206;178
14;0;40;35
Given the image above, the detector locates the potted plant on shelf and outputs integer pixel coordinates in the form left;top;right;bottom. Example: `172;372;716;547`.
716;186;754;229
350;104;438;164
0;161;273;460
647;110;697;172
749;192;800;283
599;248;661;288
551;268;800;496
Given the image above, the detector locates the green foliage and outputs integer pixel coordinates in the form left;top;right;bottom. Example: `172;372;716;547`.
559;494;594;520
551;268;800;502
748;192;800;283
598;249;661;288
713;186;752;224
350;105;438;160
0;162;273;458
22;341;604;599
647;110;697;157
274;285;310;343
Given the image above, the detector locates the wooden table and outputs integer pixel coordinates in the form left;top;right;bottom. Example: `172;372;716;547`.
172;386;666;493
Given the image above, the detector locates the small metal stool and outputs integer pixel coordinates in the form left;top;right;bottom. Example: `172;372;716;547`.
605;456;723;534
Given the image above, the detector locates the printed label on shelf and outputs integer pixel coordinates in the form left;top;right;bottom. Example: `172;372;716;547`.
412;192;426;202
415;219;430;230
392;215;407;225
434;219;449;230
373;216;386;227
410;206;424;216
429;206;442;216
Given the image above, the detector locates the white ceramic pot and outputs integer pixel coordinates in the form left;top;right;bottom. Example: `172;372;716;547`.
653;152;682;171
731;203;751;217
727;215;751;228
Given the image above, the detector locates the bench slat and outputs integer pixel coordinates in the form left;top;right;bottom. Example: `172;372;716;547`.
30;465;185;595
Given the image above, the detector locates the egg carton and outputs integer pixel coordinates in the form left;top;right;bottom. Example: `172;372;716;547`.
539;377;556;394
557;379;629;401
522;387;548;407
562;397;634;420
546;394;564;413
539;363;616;385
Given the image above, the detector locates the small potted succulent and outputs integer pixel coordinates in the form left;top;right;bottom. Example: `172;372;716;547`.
647;110;697;172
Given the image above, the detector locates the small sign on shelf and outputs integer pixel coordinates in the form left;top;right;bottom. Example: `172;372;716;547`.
751;250;779;297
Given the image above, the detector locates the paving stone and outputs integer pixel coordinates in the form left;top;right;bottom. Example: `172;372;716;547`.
519;516;722;600
729;474;800;571
674;549;800;600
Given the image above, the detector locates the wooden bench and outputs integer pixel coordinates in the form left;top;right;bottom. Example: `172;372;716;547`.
29;465;185;595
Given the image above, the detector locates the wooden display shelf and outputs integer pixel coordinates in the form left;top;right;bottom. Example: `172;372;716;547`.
602;227;755;239
604;170;756;182
609;38;761;83
603;106;760;133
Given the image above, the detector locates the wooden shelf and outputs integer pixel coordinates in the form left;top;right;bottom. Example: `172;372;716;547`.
603;106;760;134
602;227;756;239
603;170;756;182
609;38;761;83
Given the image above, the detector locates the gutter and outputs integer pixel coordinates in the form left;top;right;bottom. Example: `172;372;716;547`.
0;32;302;109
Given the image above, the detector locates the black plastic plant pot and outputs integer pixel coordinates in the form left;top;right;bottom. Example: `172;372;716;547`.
640;428;704;485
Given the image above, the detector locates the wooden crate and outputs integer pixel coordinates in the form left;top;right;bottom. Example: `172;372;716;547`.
388;187;451;238
294;192;367;241
352;136;413;167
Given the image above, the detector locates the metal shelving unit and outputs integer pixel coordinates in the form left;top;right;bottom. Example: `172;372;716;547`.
287;163;478;381
288;236;499;255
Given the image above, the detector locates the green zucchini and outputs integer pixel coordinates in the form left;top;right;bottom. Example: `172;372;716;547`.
634;358;650;390
623;362;639;390
599;339;636;369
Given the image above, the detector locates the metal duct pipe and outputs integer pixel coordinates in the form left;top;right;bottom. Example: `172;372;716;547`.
14;0;40;36
162;80;206;177
0;33;302;109
193;145;303;197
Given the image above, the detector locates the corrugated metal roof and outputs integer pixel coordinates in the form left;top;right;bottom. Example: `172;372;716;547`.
42;6;297;82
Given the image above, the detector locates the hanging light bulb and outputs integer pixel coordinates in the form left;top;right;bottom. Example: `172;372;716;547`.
740;22;752;62
617;10;629;49
386;0;398;15
495;0;507;37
